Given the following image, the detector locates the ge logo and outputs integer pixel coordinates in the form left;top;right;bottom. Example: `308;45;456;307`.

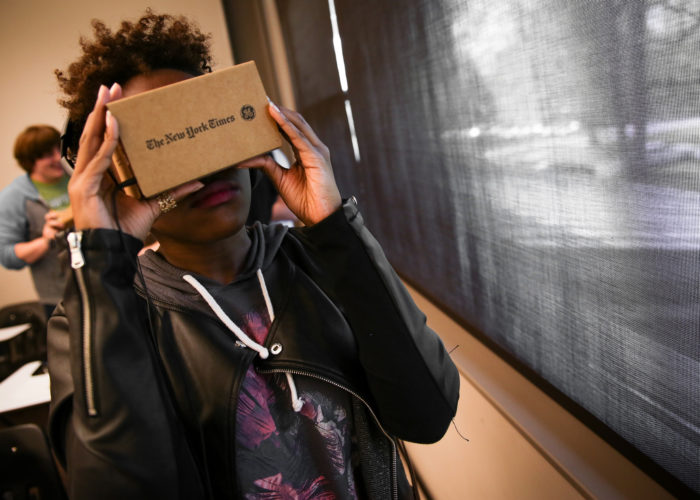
241;105;256;121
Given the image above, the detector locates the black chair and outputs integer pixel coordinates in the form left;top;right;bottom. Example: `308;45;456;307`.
0;423;66;499
0;302;47;381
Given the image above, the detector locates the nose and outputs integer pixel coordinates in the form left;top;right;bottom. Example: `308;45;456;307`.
51;147;62;164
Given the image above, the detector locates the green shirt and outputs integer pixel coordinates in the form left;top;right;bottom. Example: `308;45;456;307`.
32;175;70;211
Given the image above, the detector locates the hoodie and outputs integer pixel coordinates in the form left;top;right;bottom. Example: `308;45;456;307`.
47;198;459;499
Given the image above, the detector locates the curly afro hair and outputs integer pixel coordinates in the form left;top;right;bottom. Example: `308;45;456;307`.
56;10;213;151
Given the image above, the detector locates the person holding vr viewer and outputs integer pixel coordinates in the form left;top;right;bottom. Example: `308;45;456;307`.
47;11;458;500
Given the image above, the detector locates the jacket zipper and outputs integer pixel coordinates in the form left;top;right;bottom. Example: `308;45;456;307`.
257;366;399;500
67;231;98;417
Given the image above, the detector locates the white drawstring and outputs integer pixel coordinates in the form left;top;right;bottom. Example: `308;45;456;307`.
182;274;269;359
183;270;304;412
286;372;304;412
257;269;275;323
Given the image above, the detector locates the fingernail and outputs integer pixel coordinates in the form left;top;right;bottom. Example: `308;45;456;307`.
110;82;119;93
183;180;205;195
105;111;115;134
97;85;107;103
267;97;281;113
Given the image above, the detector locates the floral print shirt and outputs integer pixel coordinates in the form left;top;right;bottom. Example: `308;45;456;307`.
234;308;359;499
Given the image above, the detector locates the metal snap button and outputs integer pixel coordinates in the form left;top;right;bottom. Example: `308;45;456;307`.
270;343;283;355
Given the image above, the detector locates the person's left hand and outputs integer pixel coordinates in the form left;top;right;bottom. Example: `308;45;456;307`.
42;211;65;239
236;101;342;226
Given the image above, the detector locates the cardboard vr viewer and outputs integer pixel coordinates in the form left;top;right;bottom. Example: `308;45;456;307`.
106;61;282;198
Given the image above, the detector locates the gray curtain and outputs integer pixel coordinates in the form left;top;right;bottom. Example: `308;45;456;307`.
276;0;700;495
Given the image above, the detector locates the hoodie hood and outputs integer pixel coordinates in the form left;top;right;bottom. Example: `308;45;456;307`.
134;222;288;315
135;220;307;412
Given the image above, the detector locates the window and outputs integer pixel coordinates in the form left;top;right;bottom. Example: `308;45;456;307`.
276;0;699;495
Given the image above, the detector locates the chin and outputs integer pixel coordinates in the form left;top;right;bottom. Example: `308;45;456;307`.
155;211;248;244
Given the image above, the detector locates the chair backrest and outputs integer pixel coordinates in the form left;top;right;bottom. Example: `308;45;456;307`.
0;423;66;499
0;302;47;380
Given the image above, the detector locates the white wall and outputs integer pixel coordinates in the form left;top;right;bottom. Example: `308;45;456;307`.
0;0;234;307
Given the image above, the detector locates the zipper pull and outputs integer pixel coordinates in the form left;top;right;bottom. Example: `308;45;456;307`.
67;231;85;269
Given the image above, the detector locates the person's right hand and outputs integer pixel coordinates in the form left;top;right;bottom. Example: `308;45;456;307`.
68;84;203;241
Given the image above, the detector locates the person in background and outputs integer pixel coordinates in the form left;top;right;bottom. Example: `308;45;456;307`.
47;11;459;499
0;125;71;318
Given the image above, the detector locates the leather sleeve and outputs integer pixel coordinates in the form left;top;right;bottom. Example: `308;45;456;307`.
46;229;204;500
0;185;30;269
286;198;460;444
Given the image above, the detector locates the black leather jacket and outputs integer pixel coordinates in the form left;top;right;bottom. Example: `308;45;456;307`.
47;198;459;499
